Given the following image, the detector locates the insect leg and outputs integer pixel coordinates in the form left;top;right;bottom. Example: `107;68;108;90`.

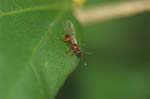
64;48;71;55
70;51;75;56
80;58;87;66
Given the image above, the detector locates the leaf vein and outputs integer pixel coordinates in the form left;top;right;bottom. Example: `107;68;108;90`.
0;3;69;17
28;12;66;98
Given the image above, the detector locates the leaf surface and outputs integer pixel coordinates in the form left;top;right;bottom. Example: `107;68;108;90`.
0;0;81;99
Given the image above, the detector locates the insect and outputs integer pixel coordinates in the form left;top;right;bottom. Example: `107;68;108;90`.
64;20;87;66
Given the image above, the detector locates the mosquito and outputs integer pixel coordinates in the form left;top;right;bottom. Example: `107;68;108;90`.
64;20;87;66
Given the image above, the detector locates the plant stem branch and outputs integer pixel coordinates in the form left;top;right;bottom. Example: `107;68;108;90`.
74;0;150;26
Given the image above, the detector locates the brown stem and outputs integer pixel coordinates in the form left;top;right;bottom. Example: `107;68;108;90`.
74;0;150;26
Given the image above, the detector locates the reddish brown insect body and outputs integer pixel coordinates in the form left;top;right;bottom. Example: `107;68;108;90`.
64;20;86;65
71;44;82;59
64;34;82;59
64;34;71;44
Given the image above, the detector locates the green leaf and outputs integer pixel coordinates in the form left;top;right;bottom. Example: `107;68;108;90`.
0;0;81;99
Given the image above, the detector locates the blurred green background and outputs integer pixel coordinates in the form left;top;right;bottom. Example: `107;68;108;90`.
56;0;150;99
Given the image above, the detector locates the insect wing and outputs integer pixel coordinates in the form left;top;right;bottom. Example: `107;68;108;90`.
64;20;78;44
64;20;75;35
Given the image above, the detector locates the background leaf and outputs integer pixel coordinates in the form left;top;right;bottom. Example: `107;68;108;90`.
0;0;82;99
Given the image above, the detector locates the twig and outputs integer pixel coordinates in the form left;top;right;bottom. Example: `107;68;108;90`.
74;0;150;26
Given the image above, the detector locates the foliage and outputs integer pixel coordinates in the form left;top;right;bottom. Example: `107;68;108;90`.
0;0;81;99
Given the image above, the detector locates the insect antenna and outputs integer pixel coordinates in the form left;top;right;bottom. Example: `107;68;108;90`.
85;52;93;55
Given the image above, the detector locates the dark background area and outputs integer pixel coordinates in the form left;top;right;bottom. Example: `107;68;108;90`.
57;0;150;99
